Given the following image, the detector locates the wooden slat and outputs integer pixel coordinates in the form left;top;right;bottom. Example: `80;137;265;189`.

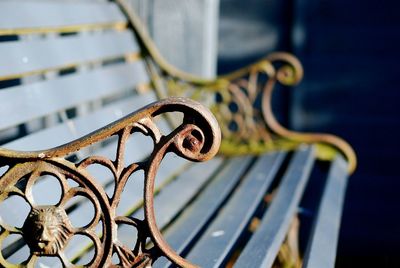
3;92;157;151
234;146;315;268
0;1;126;32
0;30;139;80
153;156;253;268
184;152;285;267
302;156;349;268
164;157;253;247
0;61;149;131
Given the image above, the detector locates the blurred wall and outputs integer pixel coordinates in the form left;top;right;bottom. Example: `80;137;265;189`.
218;0;293;73
291;2;400;267
218;0;400;267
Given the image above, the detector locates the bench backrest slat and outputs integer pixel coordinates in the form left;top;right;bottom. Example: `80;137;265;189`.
0;1;126;31
3;92;157;151
0;31;139;80
0;62;149;131
0;0;150;149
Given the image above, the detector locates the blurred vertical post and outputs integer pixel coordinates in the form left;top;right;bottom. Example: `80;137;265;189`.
128;0;220;78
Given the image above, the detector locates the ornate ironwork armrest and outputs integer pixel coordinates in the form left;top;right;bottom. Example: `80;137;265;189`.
116;0;356;174
0;98;220;267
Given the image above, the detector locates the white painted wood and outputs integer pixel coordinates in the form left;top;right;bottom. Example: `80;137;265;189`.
303;157;349;268
0;31;140;78
0;1;125;30
0;61;149;130
3;92;158;151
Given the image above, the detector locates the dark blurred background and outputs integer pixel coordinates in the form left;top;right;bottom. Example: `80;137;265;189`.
218;0;400;267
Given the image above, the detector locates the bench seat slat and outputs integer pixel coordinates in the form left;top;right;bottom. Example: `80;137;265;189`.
233;146;315;268
153;156;254;268
302;156;349;268
0;61;149;131
185;152;286;267
0;31;139;79
0;1;125;31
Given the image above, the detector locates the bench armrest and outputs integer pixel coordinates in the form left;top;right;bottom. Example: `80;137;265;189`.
0;97;220;267
116;0;356;174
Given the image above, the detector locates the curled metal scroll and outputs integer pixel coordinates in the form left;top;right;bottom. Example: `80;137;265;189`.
116;0;356;174
0;98;220;267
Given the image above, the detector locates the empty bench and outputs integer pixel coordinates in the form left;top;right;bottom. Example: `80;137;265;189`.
0;0;356;267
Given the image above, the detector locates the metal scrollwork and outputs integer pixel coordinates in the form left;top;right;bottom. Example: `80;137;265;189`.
116;0;357;174
152;51;356;174
0;98;220;267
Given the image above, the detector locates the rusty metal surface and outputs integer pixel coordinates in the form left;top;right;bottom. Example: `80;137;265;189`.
0;98;220;267
116;0;357;174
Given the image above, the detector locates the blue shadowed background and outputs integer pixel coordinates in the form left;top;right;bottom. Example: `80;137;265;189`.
218;0;400;267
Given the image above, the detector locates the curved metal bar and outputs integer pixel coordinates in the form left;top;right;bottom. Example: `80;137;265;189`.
115;0;356;174
261;54;357;174
0;98;219;161
0;98;221;267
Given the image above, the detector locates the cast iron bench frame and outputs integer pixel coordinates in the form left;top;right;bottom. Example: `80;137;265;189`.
0;0;356;267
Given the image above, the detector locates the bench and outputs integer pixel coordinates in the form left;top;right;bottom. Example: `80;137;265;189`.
0;1;356;267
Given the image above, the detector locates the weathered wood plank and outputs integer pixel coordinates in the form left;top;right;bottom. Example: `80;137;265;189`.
233;146;315;268
185;152;286;267
0;61;149;131
0;31;139;79
0;1;125;31
3;94;154;151
153;156;255;267
302;156;349;268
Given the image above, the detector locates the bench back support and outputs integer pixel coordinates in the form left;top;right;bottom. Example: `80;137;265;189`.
0;1;151;144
